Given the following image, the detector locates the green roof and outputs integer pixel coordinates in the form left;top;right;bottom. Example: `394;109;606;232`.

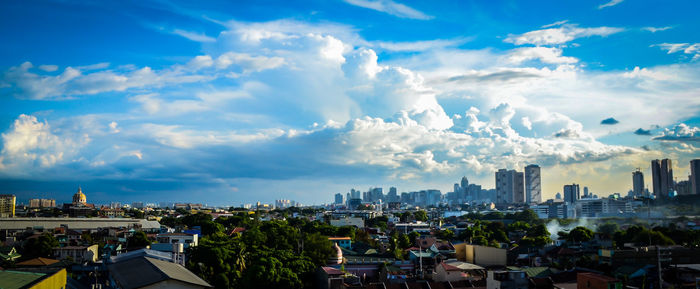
0;270;46;289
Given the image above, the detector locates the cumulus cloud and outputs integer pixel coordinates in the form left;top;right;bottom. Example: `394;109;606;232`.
600;117;619;125
504;24;623;46
343;0;433;20
0;114;87;173
653;123;700;142
597;0;624;9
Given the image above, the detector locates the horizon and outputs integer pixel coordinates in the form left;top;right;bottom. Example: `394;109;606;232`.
1;0;699;206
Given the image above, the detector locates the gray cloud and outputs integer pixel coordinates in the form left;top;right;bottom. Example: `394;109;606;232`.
634;128;651;135
600;117;619;125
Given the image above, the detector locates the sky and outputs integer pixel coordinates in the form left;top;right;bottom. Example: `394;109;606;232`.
1;0;699;206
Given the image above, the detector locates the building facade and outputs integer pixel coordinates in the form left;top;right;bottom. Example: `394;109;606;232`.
496;169;524;204
651;159;673;200
0;195;16;217
563;184;580;204
691;159;700;195
632;170;644;197
524;164;541;204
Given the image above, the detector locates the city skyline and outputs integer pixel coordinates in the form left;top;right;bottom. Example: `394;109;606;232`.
1;0;699;205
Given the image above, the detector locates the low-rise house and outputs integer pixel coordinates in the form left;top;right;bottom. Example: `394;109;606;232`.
487;270;529;289
108;256;212;288
53;244;99;263
577;273;621;289
328;237;352;250
156;232;198;248
434;260;484;282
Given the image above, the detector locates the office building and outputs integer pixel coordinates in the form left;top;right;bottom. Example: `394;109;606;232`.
651;159;673;200
563;184;580;204
495;169;524;204
524;164;541;204
334;193;344;205
0;195;16;217
632;169;644;197
691;159;700;195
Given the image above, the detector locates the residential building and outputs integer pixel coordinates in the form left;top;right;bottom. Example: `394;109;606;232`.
651;159;673;200
108;256;212;288
454;244;507;266
0;268;67;289
29;198;56;208
0;194;16;217
496;169;524;204
632;170;644;197
525;165;542;204
577;273;622;289
328;237;352;250
691;159;700;195
330;216;364;228
53;244;99;263
156;233;199;248
434;260;484;282
487;270;528;289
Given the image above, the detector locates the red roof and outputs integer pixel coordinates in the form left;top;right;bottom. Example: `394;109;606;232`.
321;266;344;275
441;262;462;272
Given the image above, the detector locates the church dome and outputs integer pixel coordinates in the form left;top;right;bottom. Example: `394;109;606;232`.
72;187;86;205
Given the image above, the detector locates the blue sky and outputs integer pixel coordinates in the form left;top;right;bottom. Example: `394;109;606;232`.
1;0;699;205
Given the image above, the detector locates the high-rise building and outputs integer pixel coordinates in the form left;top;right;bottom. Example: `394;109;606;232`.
460;177;469;190
651;159;673;200
632;169;644;197
583;187;589;198
334;193;344;205
350;189;361;200
524;164;541;204
495;169;524;204
563;184;580;204
0;194;16;217
387;187;398;202
691;159;700;195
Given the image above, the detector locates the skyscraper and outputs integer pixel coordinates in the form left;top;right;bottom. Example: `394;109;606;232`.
495;169;524;204
524;164;541;204
563;184;580;204
632;169;644;197
334;193;344;205
691;159;700;195
651;159;673;199
460;176;469;190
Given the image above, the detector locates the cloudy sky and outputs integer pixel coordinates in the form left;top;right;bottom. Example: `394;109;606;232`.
1;0;699;205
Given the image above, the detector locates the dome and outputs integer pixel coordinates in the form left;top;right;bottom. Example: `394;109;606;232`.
327;242;343;265
72;187;87;205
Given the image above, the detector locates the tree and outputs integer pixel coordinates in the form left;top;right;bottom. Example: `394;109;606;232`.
302;233;334;265
437;229;454;240
566;226;593;243
23;233;59;258
127;231;151;248
413;210;428;222
597;222;619;239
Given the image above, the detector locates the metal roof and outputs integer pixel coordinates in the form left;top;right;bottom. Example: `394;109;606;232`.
0;217;160;230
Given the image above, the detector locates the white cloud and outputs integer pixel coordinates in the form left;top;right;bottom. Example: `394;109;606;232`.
642;26;673;33
653;123;700;143
38;65;58;72
343;0;433;20
505;24;624;46
541;20;569;28
374;38;469;52
597;0;624;9
109;121;120;133
506;47;578;64
172;29;217;42
0;114;87;172
654;43;700;60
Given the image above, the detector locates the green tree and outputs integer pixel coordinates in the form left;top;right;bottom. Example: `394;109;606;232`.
597;222;619;239
413;210;428;222
127;231;151;248
566;226;593;243
23;233;59;258
302;232;334;265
